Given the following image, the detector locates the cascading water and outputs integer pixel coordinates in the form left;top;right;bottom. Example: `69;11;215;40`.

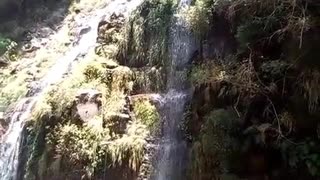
0;0;143;179
155;0;197;179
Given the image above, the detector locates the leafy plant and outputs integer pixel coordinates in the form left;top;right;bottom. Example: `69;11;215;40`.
50;122;109;177
0;36;18;61
184;0;212;38
106;121;148;171
133;100;160;130
0;36;14;54
189;62;229;86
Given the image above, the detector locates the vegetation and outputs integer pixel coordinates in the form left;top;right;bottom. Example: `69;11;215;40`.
186;0;320;179
184;0;211;38
19;1;164;178
119;0;175;67
117;0;176;92
189;109;239;180
133;99;160;130
23;51;151;179
1;0;319;179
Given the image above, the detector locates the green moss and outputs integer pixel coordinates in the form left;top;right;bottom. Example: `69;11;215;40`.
133;100;160;130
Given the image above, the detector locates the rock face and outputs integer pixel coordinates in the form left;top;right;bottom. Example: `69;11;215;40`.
0;57;9;67
74;89;102;122
0;0;59;21
0;112;6;138
0;0;22;21
137;139;158;180
97;12;125;44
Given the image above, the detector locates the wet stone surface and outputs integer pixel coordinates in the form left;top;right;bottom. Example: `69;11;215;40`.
74;89;102;123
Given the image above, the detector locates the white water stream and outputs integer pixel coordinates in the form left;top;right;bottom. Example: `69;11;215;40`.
0;0;142;179
155;0;197;179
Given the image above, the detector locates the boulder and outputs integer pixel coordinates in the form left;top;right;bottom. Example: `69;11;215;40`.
97;12;125;44
74;89;102;123
104;112;130;135
101;60;119;69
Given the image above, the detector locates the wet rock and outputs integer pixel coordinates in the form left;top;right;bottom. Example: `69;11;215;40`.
0;58;9;67
0;111;9;138
74;89;102;123
0;124;5;139
0;112;4;123
137;137;158;180
104;112;130;135
97;12;125;44
130;94;162;107
105;112;130;123
26;81;42;96
22;43;40;53
102;60;118;69
0;0;21;21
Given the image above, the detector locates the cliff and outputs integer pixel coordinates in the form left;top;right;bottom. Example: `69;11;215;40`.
0;0;320;179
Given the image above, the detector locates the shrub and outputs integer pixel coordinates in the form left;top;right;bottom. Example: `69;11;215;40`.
190;109;239;179
0;35;17;61
133;100;160;130
189;61;229;86
184;0;212;38
0;36;12;54
106;122;148;171
50;122;109;177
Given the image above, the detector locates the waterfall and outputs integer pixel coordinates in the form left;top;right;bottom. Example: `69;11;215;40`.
155;0;197;179
0;0;143;179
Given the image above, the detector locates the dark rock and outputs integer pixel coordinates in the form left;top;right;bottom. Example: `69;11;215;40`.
0;0;21;21
105;112;130;135
22;43;40;53
101;60;118;69
0;58;9;67
97;12;125;44
74;9;80;14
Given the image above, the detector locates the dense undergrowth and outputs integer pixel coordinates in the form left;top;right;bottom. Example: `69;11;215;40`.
184;0;320;179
